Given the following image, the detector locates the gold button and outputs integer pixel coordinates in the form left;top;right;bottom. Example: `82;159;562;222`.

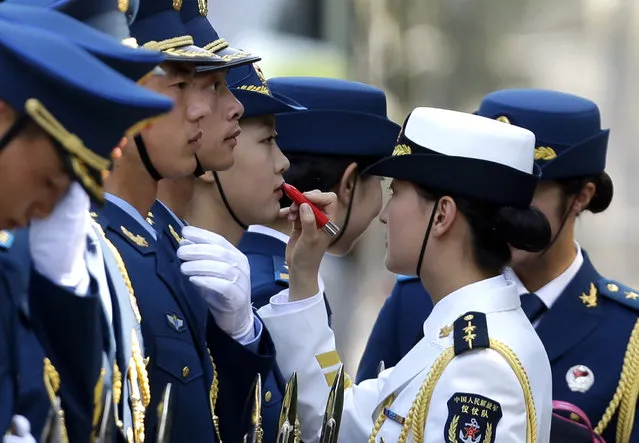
182;366;190;377
264;391;272;402
607;283;619;292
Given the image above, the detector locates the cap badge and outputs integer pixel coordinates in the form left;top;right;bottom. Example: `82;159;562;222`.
392;144;411;157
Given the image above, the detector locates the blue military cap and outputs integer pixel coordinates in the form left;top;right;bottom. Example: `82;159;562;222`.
226;64;305;119
266;77;400;157
0;3;163;81
0;20;173;203
180;0;260;70
4;0;137;40
129;0;225;67
476;89;609;181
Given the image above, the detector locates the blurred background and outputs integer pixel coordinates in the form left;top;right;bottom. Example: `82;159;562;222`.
211;0;639;370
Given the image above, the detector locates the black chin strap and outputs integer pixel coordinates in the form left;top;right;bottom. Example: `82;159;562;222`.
133;134;204;180
134;134;163;181
329;175;358;246
193;155;205;177
539;193;579;257
416;198;441;277
0;115;30;153
213;171;248;230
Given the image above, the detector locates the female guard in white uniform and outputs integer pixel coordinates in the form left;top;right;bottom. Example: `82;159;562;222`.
181;107;555;442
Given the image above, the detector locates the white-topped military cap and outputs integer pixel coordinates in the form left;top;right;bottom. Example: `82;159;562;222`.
364;107;541;207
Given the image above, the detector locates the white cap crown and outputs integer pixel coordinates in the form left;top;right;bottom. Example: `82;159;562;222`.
403;107;536;174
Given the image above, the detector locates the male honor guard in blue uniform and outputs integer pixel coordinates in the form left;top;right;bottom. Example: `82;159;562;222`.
239;77;400;326
358;89;639;442
92;0;278;441
0;12;172;442
148;0;260;250
0;2;172;441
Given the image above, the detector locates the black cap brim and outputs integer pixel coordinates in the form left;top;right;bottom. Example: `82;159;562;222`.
364;153;539;208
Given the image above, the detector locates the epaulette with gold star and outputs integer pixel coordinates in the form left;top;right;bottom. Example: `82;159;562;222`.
596;278;639;312
453;312;490;356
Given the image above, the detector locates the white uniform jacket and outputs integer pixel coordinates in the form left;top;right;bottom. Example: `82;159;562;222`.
258;276;553;443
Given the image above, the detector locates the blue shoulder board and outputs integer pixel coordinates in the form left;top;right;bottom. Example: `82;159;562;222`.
396;274;419;282
0;230;14;249
454;311;490;355
596;278;639;312
273;256;289;285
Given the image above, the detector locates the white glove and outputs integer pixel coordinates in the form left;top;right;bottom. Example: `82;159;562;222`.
3;415;36;443
29;182;90;295
177;226;255;342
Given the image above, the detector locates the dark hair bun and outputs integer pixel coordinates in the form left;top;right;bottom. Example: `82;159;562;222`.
494;206;551;252
587;171;613;214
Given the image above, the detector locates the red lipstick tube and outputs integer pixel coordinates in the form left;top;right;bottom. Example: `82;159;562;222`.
281;183;340;237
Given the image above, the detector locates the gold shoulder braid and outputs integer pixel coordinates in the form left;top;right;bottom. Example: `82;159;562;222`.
208;348;222;441
93;223;142;324
369;313;537;443
92;222;149;440
128;355;145;443
128;333;151;443
43;358;70;443
131;333;151;408
594;318;639;441
113;363;124;431
113;363;123;408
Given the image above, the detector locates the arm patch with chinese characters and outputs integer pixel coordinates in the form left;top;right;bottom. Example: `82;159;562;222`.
453;311;489;356
444;393;502;443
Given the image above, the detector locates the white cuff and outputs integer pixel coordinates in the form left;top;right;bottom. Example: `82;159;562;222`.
268;288;324;314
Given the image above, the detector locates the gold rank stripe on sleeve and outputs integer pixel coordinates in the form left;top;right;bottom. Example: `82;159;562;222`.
315;351;354;389
315;351;341;369
324;370;353;390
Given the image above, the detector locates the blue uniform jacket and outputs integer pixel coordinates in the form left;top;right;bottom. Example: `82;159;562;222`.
0;230;21;434
0;228;105;442
97;200;276;442
148;201;284;443
356;251;639;442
